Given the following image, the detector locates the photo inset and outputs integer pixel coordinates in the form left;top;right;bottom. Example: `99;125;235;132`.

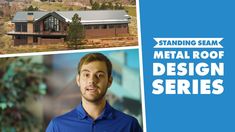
0;1;138;54
0;49;142;132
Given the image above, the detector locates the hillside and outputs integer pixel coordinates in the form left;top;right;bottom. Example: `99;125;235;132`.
0;0;138;54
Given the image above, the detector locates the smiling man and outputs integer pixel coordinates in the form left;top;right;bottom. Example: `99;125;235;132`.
46;53;143;132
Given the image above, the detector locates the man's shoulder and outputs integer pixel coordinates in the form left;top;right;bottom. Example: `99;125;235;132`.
111;108;142;132
51;108;78;123
46;108;79;132
112;108;138;123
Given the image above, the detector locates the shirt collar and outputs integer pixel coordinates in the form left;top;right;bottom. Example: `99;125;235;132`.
76;101;114;120
76;102;87;120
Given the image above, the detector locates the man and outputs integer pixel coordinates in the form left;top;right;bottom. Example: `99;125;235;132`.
46;52;143;132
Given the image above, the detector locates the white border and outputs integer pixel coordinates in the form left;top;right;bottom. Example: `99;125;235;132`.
1;3;147;131
0;46;139;58
136;0;147;131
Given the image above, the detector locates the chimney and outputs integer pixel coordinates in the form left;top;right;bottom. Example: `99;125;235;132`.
27;12;34;34
27;12;34;22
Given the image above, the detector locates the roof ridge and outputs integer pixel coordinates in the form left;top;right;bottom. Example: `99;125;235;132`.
18;10;126;13
12;10;129;24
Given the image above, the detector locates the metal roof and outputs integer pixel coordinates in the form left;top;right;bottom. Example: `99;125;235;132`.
12;10;130;25
12;11;48;22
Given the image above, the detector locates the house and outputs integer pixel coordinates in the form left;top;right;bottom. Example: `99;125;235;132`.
7;10;130;45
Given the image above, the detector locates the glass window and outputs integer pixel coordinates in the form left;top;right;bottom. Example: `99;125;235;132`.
117;24;122;28
101;25;107;29
15;23;27;32
94;25;99;29
15;23;21;32
43;16;60;32
85;25;92;29
15;35;27;39
109;25;114;28
34;22;40;32
22;23;27;32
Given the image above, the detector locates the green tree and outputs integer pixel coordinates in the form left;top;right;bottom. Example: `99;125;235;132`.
67;13;84;49
0;58;48;132
130;0;136;5
0;10;3;17
114;2;124;9
108;2;114;10
92;2;100;10
69;7;73;11
89;0;93;6
25;5;39;11
35;7;39;11
100;2;108;10
27;5;34;11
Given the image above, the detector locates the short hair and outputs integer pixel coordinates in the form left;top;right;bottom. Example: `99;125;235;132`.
77;53;112;78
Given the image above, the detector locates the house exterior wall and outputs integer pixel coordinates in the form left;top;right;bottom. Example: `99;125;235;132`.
15;22;27;32
85;27;115;38
14;36;27;45
27;23;33;33
14;39;27;45
39;21;44;32
84;24;129;38
38;37;64;44
27;36;33;44
115;25;129;35
10;14;129;45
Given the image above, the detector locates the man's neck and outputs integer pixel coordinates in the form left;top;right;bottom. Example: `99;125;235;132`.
82;99;106;120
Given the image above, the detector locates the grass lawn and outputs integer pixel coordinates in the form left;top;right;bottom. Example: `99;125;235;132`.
31;1;81;11
124;6;136;17
31;2;136;17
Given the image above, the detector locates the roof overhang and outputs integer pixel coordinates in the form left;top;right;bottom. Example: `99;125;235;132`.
34;12;66;23
7;31;67;37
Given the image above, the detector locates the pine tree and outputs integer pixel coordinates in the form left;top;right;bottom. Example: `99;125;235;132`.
67;14;84;49
108;2;114;10
92;2;100;10
90;0;93;6
100;2;108;10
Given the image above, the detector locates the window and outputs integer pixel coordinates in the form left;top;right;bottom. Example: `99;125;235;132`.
43;16;60;32
112;70;122;85
33;37;38;43
101;25;107;29
94;25;99;29
116;24;122;28
15;23;21;32
85;26;92;29
34;22;40;32
22;23;27;32
15;35;27;39
123;24;127;28
109;25;114;28
28;12;33;15
15;23;27;32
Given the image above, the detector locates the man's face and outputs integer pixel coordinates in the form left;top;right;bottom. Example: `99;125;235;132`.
76;61;112;103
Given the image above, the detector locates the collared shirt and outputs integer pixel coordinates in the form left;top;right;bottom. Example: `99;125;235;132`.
46;102;143;132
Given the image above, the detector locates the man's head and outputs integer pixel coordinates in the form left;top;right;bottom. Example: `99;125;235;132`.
76;53;113;103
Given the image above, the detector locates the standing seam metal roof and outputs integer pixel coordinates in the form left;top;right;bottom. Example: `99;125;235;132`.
12;10;130;25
